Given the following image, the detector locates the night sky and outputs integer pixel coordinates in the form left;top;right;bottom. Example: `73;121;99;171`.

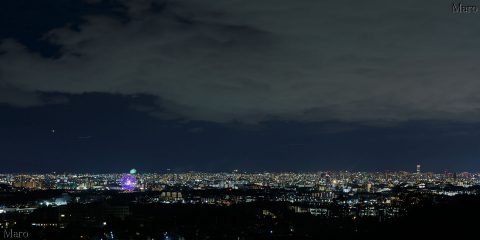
2;0;480;173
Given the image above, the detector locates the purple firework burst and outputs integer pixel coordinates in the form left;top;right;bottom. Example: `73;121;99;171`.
120;174;137;191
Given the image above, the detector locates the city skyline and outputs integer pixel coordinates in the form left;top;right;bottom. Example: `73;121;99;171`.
2;166;476;238
2;1;480;238
0;164;466;175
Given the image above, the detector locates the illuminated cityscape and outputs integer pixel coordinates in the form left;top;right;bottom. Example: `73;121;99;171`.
3;0;480;238
1;168;479;238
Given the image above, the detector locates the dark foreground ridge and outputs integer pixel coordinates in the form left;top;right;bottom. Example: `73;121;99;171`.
1;186;480;239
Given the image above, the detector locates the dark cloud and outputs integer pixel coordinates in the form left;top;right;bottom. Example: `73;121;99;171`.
0;85;43;107
1;0;480;123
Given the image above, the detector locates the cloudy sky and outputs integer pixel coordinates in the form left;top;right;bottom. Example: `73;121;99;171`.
1;0;480;172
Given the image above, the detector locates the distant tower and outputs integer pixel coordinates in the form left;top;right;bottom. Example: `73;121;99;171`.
416;164;421;174
366;183;372;193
